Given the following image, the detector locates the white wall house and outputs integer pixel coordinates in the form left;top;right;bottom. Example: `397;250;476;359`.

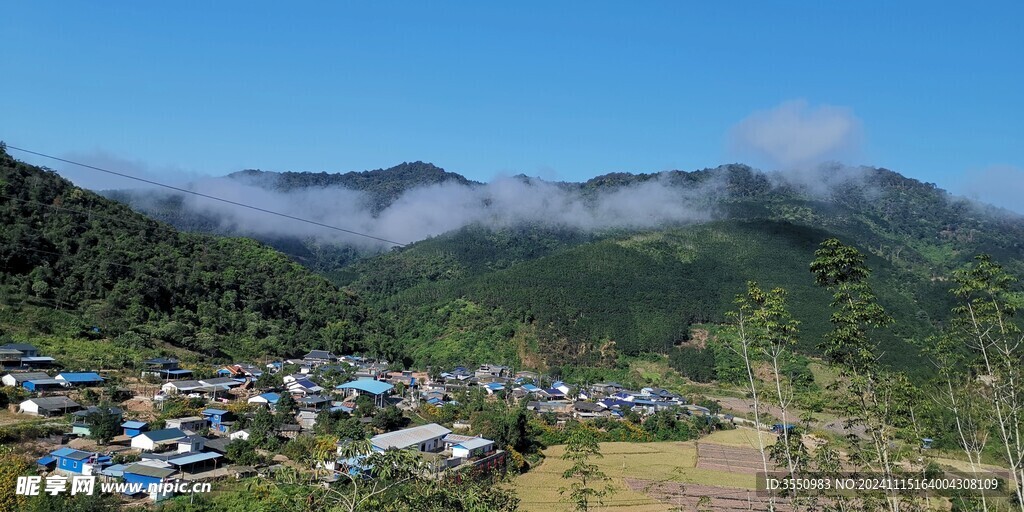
368;423;452;453
131;428;187;451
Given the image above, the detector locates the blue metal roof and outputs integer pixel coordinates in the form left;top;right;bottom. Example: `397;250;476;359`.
202;408;229;416
163;369;192;375
51;447;92;460
57;372;104;382
454;438;493;451
336;379;394;395
258;392;280;402
142;428;187;442
121;421;148;429
168;452;222;466
100;464;128;477
37;456;56;466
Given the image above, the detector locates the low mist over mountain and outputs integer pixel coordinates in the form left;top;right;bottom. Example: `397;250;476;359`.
105;160;1024;274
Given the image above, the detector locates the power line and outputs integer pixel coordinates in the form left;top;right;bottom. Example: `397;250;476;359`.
5;144;408;247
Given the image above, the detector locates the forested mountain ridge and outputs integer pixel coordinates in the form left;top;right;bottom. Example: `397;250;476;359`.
0;146;371;360
332;164;1024;372
228;161;478;212
103;161;478;270
9;144;1024;373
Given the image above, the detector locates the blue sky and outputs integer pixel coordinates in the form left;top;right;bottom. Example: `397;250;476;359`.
2;2;1022;208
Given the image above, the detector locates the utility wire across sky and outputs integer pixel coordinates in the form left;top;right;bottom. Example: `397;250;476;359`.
4;144;409;247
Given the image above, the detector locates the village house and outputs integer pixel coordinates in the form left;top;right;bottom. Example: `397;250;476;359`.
283;374;324;395
121;420;149;438
0;348;23;368
590;382;626;396
217;363;263;379
475;365;510;379
298;395;332;411
573;401;609;419
368;423;451;453
55;371;105;387
247;391;280;408
142;357;193;380
336;379;394;407
451;437;495;459
122;463;178;502
165;416;208;433
22;376;65;392
46;448;110;475
201;408;234;433
0;342;39;358
131;428;188;451
2;371;49;387
19;396;82;416
303;349;338;365
526;401;572;415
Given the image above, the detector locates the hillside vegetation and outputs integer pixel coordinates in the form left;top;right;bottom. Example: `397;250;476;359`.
0;146;369;360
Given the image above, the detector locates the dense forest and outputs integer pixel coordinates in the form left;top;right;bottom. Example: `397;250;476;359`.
0;145;371;359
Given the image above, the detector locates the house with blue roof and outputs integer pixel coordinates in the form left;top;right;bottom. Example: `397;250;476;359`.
336;379;394;407
131;428;187;451
452;437;496;459
247;392;281;409
50;447;93;474
122;420;149;438
55;372;104;387
201;408;234;433
22;378;65;392
483;382;505;395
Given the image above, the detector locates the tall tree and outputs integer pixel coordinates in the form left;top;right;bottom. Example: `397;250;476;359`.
949;254;1024;509
810;238;908;512
730;281;804;508
559;425;614;512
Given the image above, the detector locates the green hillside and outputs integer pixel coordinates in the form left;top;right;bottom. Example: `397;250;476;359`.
0;146;369;360
347;220;935;372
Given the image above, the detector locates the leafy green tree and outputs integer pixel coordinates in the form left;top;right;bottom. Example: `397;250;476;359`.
225;439;263;466
371;407;407;432
86;404;121;445
947;254;1024;507
354;394;375;418
559;425;614;512
275;393;298;420
811;238;910;512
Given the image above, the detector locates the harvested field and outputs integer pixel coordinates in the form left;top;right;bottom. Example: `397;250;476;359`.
624;479;792;512
696;442;772;474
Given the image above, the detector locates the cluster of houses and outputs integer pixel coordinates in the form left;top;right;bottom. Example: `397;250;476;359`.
424;365;702;421
3;345;719;503
2;349;516;502
37;408;247;502
0;342;57;370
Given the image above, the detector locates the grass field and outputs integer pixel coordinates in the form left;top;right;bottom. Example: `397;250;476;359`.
514;438;764;512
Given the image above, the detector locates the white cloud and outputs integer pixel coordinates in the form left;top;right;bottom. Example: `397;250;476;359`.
728;99;862;169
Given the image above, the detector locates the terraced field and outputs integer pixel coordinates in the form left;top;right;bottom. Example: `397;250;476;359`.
514;433;770;512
